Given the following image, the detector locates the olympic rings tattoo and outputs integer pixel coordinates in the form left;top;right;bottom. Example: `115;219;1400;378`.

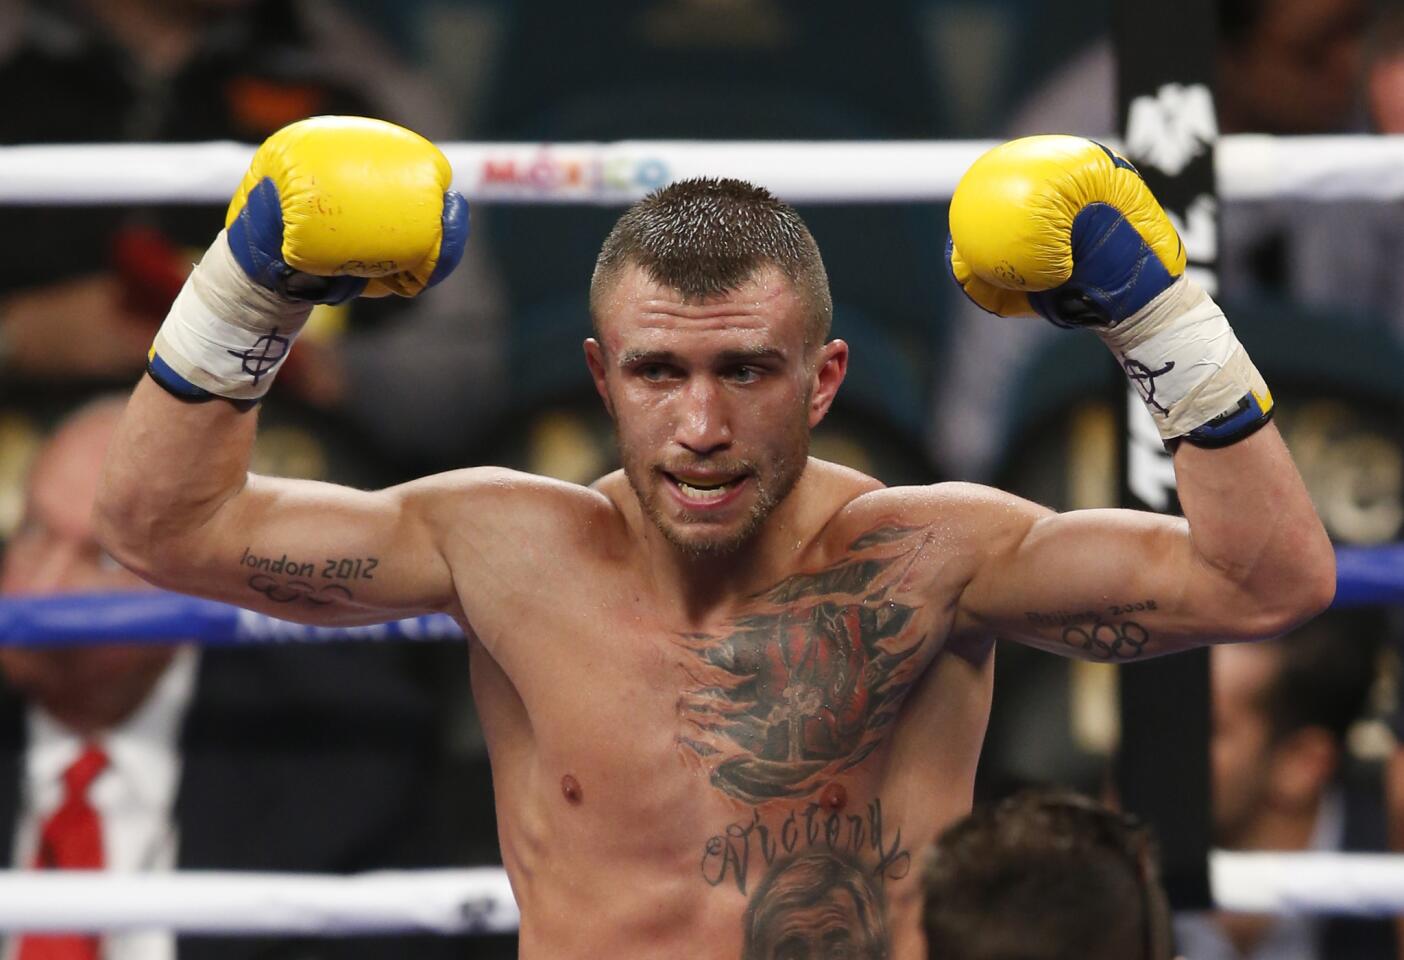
1060;620;1151;660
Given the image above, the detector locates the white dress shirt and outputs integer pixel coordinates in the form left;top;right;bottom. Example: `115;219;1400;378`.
6;647;197;960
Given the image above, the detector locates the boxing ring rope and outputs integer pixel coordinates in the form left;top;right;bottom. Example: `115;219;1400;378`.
1;543;1398;649
0;869;518;934
6;135;1404;205
0;851;1397;933
1;134;1403;933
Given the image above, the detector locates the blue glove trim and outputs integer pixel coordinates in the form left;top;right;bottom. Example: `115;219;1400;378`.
1027;203;1178;329
1092;140;1140;175
225;177;367;305
226;177;287;289
146;353;259;412
426;191;470;290
1183;391;1274;448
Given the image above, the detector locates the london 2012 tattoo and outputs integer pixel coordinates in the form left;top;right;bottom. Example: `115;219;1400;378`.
674;525;932;805
239;546;378;605
702;797;908;959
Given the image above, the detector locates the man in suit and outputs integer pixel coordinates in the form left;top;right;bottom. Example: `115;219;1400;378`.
0;396;474;959
1173;612;1393;960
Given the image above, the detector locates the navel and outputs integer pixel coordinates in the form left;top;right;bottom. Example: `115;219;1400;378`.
561;774;583;804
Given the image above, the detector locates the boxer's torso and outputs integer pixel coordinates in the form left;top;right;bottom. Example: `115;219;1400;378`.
452;462;996;959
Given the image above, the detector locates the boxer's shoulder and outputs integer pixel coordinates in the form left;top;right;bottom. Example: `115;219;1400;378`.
834;479;1039;537
418;466;620;559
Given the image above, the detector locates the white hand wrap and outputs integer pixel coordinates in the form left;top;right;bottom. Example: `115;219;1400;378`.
1100;277;1273;443
150;231;312;401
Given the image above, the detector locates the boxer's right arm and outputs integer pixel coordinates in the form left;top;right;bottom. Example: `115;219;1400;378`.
95;117;474;625
98;376;473;624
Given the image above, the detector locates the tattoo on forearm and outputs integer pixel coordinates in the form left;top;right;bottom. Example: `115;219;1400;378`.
674;524;934;804
1023;600;1158;660
702;796;906;958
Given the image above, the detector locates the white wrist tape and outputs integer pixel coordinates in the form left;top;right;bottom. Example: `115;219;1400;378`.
1100;277;1273;442
150;230;313;401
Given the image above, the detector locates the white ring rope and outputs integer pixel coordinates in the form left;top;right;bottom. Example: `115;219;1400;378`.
0;868;518;934
0;851;1399;932
2;136;1404;205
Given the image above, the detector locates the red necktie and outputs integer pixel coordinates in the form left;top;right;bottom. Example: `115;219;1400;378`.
18;743;108;960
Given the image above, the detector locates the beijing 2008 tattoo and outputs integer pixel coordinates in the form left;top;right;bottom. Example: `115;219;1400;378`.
702;797;908;959
674;525;933;804
1023;599;1158;660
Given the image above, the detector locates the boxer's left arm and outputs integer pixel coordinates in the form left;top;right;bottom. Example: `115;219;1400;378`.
949;424;1333;660
944;137;1334;660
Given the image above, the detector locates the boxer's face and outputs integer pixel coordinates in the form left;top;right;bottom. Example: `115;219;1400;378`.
586;263;843;557
0;407;175;733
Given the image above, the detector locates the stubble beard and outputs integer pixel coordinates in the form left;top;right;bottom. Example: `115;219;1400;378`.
622;430;810;560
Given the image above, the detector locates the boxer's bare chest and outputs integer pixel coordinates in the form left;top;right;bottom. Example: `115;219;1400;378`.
481;521;957;956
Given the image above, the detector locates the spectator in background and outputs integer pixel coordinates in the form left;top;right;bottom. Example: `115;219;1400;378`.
1175;612;1392;960
0;0;506;470
0;395;467;960
921;787;1175;960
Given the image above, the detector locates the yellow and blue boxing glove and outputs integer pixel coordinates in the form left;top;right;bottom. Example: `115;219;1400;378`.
148;115;469;407
947;135;1272;448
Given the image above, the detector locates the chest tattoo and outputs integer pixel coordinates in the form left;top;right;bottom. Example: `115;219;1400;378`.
674;524;934;805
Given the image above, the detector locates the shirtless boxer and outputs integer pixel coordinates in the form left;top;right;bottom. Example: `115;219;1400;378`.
94;118;1334;959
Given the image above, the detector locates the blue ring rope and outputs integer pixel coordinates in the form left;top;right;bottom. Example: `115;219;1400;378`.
0;544;1399;649
0;591;462;649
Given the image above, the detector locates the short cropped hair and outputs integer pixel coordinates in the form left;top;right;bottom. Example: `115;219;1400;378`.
1259;610;1383;747
589;177;833;346
922;789;1171;960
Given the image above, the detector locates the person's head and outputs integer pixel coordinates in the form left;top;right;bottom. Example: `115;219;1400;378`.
584;178;847;558
0;396;176;735
1217;0;1368;133
1211;613;1381;849
742;852;888;960
921;789;1173;960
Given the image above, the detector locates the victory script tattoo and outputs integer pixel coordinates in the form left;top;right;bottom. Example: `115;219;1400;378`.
674;525;933;804
702;797;910;960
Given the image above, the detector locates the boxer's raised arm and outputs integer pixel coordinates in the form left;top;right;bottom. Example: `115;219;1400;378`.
944;137;1334;659
98;377;475;623
95;117;472;625
950;424;1333;660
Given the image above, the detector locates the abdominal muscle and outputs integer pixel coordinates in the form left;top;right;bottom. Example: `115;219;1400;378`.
493;758;977;960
